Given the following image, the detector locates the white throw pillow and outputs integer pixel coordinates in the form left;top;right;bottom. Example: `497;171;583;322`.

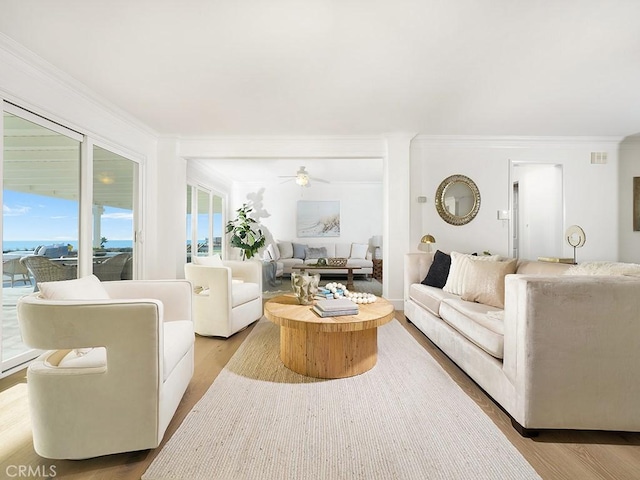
443;252;501;296
350;243;369;259
265;243;280;261
278;241;293;259
194;254;224;267
39;274;110;300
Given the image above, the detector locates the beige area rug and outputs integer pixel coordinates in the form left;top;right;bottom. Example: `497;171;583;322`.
143;319;540;480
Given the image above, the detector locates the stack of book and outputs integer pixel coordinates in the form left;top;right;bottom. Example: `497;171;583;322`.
312;298;359;318
316;287;344;300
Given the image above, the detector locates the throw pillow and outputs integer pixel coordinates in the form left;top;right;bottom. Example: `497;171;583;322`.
443;252;501;295
350;243;369;259
305;246;328;259
421;250;451;288
292;243;308;260
194;253;224;267
39;274;110;300
277;241;293;259
264;244;280;261
461;258;517;309
563;261;640;276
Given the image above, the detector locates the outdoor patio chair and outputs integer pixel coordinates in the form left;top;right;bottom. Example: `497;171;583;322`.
20;256;76;291
93;253;131;281
3;257;32;287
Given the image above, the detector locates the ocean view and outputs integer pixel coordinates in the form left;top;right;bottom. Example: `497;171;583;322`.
3;240;133;253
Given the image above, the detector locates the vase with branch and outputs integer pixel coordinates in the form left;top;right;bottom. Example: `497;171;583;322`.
225;203;266;260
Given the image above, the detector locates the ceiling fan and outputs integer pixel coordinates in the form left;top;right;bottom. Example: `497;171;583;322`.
278;166;329;187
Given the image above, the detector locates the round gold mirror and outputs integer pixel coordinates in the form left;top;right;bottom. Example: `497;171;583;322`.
435;174;481;225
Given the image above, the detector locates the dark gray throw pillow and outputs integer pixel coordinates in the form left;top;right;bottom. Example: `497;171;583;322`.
422;250;451;289
292;243;308;259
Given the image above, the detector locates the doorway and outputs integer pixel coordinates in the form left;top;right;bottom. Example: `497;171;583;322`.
510;163;564;260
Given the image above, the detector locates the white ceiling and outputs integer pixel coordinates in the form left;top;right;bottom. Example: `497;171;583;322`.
1;1;639;140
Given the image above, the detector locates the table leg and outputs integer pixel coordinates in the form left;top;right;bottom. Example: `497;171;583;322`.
280;326;378;378
346;269;354;290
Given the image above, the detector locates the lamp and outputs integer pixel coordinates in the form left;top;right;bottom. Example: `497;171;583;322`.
371;235;383;259
420;234;436;252
295;173;309;186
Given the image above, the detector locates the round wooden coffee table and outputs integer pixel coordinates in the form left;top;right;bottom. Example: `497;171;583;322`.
264;294;394;379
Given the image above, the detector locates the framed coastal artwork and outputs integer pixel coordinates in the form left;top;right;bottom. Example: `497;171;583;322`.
297;201;340;237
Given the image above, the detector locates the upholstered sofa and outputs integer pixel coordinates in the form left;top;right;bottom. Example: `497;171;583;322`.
264;241;373;276
404;251;640;435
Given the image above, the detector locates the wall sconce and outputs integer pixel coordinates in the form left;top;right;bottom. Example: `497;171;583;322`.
420;234;436;252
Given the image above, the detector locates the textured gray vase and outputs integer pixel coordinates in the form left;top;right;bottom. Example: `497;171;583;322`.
291;272;320;305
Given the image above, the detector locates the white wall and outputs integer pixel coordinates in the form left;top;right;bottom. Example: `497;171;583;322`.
231;181;383;255
411;136;622;262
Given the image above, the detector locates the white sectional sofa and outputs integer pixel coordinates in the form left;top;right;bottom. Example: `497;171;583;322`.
404;251;640;436
264;241;373;276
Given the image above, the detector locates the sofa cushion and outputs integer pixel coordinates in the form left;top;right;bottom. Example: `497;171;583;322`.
231;282;261;307
264;244;280;261
335;243;352;258
462;258;517;309
422;250;451;288
292;243;307;259
278;241;293;259
350;243;369;259
409;283;458;317
516;260;570;275
443;252;500;295
439;299;505;359
39;274;110;300
305;246;328;259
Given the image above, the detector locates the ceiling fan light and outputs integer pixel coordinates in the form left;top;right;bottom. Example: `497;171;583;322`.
296;174;309;186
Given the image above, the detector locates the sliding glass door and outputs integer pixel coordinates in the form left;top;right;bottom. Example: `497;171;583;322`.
1;104;142;376
92;145;138;280
2;109;81;371
186;184;224;260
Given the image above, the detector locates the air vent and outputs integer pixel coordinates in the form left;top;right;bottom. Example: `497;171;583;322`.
590;152;608;164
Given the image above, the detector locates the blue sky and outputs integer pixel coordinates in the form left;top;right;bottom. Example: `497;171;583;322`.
3;190;133;242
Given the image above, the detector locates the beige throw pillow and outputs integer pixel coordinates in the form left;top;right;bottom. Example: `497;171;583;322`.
443;252;501;296
461;258;517;309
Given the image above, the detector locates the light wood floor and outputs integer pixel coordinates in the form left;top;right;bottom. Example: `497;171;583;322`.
1;312;640;480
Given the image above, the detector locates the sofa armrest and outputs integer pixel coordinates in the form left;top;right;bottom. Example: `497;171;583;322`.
403;253;433;299
503;274;640;428
223;259;262;287
102;280;192;323
18;296;164;375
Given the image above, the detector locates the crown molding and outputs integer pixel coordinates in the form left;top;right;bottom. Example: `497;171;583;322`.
413;134;625;148
175;135;387;159
0;33;157;139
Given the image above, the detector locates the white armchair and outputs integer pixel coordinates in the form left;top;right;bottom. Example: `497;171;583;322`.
184;260;262;337
17;278;194;460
